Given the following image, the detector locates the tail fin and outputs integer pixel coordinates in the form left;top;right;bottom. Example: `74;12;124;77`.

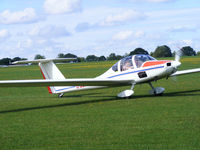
39;61;66;94
13;58;76;94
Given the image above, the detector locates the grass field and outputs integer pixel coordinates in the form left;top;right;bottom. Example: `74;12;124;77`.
0;57;200;150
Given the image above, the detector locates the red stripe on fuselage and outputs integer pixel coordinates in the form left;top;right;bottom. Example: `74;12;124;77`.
142;60;171;67
39;67;52;94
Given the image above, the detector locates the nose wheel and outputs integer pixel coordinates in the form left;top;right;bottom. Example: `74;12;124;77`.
149;82;165;96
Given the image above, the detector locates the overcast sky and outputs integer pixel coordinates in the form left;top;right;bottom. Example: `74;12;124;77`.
0;0;200;59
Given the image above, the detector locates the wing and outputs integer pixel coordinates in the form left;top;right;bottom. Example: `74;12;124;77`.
0;78;135;87
170;68;200;77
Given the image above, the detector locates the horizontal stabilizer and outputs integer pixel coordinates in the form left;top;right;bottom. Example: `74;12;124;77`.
12;58;77;64
0;79;134;87
170;68;200;77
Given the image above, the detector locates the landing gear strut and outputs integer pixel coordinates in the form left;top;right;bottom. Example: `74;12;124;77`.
58;93;64;98
149;82;165;96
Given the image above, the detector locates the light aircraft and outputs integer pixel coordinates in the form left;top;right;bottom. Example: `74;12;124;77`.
0;52;200;98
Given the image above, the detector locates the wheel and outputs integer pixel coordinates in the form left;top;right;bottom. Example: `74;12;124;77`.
117;90;134;98
149;87;165;96
58;93;64;98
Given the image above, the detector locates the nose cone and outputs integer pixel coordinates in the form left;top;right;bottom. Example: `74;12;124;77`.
172;61;181;68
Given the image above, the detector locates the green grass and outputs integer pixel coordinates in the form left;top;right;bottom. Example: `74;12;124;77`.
0;58;200;150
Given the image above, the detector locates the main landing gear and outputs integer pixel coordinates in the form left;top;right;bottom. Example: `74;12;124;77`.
58;93;64;98
149;82;165;96
117;83;135;98
117;82;165;98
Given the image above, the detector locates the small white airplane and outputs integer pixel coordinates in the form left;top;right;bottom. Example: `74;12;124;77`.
0;52;200;98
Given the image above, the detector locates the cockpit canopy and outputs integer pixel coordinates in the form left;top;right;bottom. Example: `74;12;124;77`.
112;54;156;72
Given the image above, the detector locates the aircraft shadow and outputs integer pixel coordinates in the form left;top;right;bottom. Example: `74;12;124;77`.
163;89;200;97
0;95;119;114
63;92;102;98
1;89;200;114
132;89;200;99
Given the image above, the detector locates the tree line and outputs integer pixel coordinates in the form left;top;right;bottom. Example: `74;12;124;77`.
56;45;198;62
0;45;199;65
0;57;27;65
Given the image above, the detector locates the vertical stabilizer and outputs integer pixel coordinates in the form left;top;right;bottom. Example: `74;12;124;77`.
39;61;66;94
12;58;77;94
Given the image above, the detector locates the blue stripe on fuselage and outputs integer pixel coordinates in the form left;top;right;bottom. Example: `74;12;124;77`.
55;86;76;92
108;66;164;78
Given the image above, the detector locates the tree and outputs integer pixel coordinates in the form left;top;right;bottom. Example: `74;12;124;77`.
150;52;154;56
98;56;106;61
123;53;129;57
12;57;27;62
77;57;85;62
172;51;175;57
153;45;172;58
197;51;200;56
58;53;78;63
116;55;123;60
64;53;77;58
181;46;196;56
107;53;122;60
129;48;149;55
107;53;116;60
57;53;65;58
86;55;98;62
12;57;21;62
0;58;12;65
34;54;45;60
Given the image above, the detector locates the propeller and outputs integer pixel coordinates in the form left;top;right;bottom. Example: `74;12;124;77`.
170;49;183;82
175;49;183;62
172;49;182;69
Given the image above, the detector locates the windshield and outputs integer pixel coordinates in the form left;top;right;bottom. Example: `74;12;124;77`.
135;55;156;68
112;62;118;72
120;56;134;71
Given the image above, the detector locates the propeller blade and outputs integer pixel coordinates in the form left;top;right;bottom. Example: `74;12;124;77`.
172;61;181;68
175;49;183;62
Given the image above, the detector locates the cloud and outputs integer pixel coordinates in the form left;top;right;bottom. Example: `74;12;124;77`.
0;8;41;24
112;31;133;40
100;10;146;26
168;39;193;49
29;25;71;38
112;30;145;40
128;0;176;2
44;0;81;14
75;9;146;32
17;39;33;49
134;31;145;38
11;36;63;59
75;22;93;32
182;40;193;45
146;0;175;2
169;26;197;32
0;29;10;41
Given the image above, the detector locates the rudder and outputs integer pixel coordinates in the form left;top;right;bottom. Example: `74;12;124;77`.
39;61;66;94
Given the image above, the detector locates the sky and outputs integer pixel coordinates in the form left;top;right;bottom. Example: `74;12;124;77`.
0;0;200;59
